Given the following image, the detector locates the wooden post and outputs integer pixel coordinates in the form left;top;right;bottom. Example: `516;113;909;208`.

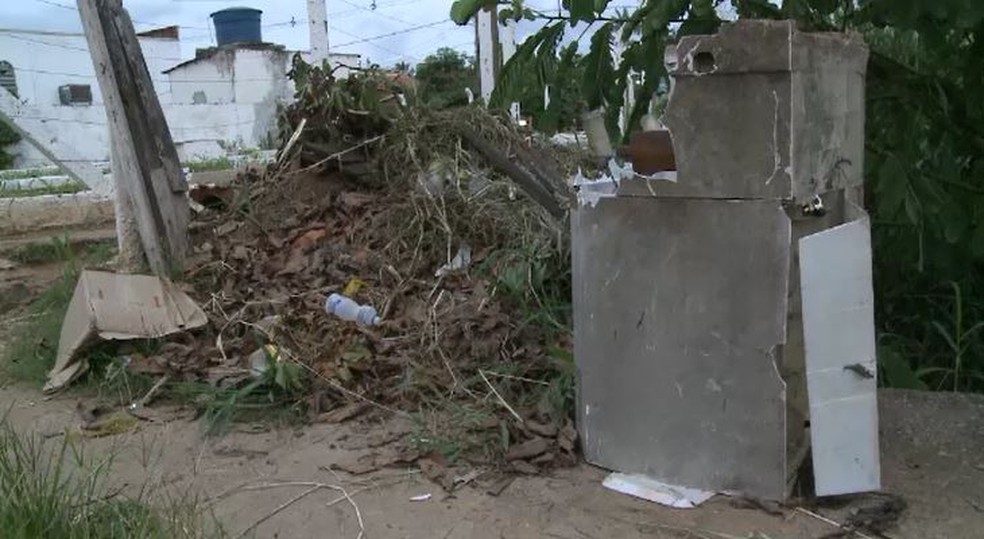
77;0;188;276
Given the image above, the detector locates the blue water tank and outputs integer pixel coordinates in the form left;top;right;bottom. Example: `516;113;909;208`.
210;7;263;46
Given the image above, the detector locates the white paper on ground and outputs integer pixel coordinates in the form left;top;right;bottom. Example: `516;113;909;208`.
602;472;716;509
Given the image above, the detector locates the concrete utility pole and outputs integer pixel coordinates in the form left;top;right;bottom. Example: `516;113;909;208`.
501;19;517;65
307;0;330;65
475;6;499;102
77;0;189;275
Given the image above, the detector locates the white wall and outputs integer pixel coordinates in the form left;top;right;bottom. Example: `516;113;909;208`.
2;29;362;168
167;50;236;105
0;30;178;107
0;29;182;167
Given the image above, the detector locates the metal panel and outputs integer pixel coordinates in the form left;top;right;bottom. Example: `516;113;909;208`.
573;197;791;499
799;217;880;496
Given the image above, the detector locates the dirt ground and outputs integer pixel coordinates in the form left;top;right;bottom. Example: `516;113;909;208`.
1;258;983;539
0;387;984;539
0;386;982;538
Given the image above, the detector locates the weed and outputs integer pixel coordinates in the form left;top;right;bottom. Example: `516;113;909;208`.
166;378;307;437
482;244;572;332
929;282;984;391
411;401;501;462
3;236;116;266
0;417;220;538
185;156;233;173
2;238;117;385
2;265;80;384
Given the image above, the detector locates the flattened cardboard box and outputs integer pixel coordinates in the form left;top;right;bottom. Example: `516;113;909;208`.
44;270;207;393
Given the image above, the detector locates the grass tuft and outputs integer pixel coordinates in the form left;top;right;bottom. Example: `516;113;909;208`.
2;264;80;385
2;237;117;385
0;417;220;539
185;157;233;173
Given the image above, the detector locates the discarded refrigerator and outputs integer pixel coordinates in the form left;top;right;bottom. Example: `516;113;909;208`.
572;20;878;500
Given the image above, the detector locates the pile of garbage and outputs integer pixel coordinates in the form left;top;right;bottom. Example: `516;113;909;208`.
176;58;582;473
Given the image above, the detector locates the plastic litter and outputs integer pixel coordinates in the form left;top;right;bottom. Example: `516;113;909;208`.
325;293;380;326
435;246;471;277
602;472;715;509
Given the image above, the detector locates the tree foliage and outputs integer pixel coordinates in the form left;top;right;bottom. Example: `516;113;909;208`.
450;0;984;392
414;47;477;109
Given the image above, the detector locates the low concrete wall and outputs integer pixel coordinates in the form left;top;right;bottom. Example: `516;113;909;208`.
0;192;115;234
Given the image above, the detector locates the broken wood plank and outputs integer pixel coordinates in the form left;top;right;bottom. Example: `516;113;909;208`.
77;0;189;275
457;127;565;219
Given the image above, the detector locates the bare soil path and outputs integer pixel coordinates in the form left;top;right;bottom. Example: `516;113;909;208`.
0;385;981;538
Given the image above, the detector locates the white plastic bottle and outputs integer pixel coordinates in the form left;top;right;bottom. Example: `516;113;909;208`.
325;293;380;326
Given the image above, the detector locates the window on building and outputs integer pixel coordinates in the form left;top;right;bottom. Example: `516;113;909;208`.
58;84;93;106
0;61;16;97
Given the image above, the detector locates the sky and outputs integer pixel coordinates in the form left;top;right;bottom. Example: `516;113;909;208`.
1;1;736;69
0;0;562;68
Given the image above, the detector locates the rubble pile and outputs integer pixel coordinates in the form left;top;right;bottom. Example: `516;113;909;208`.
177;58;580;473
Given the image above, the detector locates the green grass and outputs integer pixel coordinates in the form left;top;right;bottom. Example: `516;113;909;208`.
2;264;81;385
0;417;220;539
0;167;59;181
2;238;116;385
185;157;233;173
3;237;115;266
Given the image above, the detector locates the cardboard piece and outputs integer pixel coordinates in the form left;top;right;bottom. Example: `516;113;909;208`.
44;270;208;393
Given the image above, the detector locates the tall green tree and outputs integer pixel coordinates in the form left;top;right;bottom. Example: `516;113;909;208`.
415;47;477;108
451;0;984;392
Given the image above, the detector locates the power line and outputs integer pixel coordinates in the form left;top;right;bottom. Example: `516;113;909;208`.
1;33;184;62
31;0;212;30
331;0;421;19
329;25;420;62
333;19;450;48
335;0;418;26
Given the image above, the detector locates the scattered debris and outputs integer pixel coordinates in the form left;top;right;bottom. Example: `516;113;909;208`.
324;293;380;326
435;245;472;277
510;460;540;475
453;469;484;489
127;404;193;423
328;447;419;476
128;374;170;411
77;402;140;437
418;453;455;491
247;345;278;377
796;507;877;539
316;402;371;424
506;437;551;461
485;475;516;497
602;473;716;509
133;57;585;474
728;495;786;517
46;270;207;393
